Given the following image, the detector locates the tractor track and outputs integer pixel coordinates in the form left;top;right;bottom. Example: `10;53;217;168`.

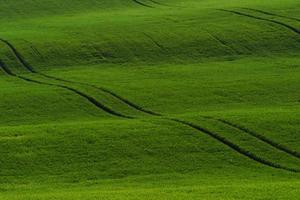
218;9;300;35
143;33;165;50
39;73;162;116
217;118;300;160
147;0;172;7
1;39;300;173
0;39;37;73
0;38;161;117
132;0;154;8
0;60;131;119
45;74;163;116
0;60;15;76
171;118;300;173
241;7;300;23
205;31;239;54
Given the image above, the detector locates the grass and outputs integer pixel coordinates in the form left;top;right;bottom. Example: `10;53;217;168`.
0;0;300;199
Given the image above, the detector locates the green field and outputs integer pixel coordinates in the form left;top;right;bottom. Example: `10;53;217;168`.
0;0;300;199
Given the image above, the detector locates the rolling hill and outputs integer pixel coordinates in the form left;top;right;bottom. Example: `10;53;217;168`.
0;0;300;199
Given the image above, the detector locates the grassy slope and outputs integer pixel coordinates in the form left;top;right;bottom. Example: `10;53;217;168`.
0;0;300;199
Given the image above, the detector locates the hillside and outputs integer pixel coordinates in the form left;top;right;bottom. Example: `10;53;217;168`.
0;0;300;199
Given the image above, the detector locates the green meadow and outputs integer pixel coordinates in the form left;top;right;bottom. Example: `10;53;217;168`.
0;0;300;199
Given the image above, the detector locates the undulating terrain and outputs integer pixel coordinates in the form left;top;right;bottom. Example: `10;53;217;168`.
0;0;300;199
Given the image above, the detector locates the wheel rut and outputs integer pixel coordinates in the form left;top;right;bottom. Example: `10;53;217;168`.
205;31;240;54
171;118;300;173
0;39;37;73
0;59;132;119
34;73;162;116
147;0;173;7
216;118;300;160
0;38;161;117
132;0;154;8
241;7;300;23
218;9;300;35
0;60;16;76
1;39;300;173
143;33;165;50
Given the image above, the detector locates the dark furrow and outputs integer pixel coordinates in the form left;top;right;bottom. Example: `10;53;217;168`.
21;39;45;59
143;33;165;50
148;0;183;8
0;39;37;73
217;118;300;160
205;31;239;54
37;73;162;116
170;118;300;173
0;60;16;76
31;45;44;59
241;7;300;22
0;60;131;119
98;87;162;116
2;39;300;173
132;0;154;8
218;9;300;35
0;39;160;117
147;0;172;7
19;76;133;119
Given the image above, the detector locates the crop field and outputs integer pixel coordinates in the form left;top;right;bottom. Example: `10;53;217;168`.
0;0;300;199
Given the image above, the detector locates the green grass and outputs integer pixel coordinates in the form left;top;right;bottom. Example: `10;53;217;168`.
0;0;300;199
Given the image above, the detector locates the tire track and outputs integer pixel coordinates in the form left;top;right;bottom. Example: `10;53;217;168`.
218;9;300;35
0;60;15;76
171;118;300;173
143;33;165;50
1;39;300;173
30;45;44;59
217;118;300;160
205;31;240;54
0;60;132;119
33;73;162;116
147;0;172;7
241;7;300;23
132;0;154;8
0;39;161;117
97;86;162;116
0;39;37;73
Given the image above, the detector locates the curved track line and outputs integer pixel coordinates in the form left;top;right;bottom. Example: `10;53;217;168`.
171;118;300;173
241;8;300;22
147;0;172;7
143;33;165;50
0;39;161;117
205;31;239;54
0;60;15;76
3;61;300;173
0;60;132;119
218;9;300;35
98;87;162;116
37;73;162;116
217;118;300;160
132;0;154;8
20;78;133;119
1;39;300;173
0;39;36;73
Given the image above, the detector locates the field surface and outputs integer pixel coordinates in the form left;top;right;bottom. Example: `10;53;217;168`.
0;0;300;199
